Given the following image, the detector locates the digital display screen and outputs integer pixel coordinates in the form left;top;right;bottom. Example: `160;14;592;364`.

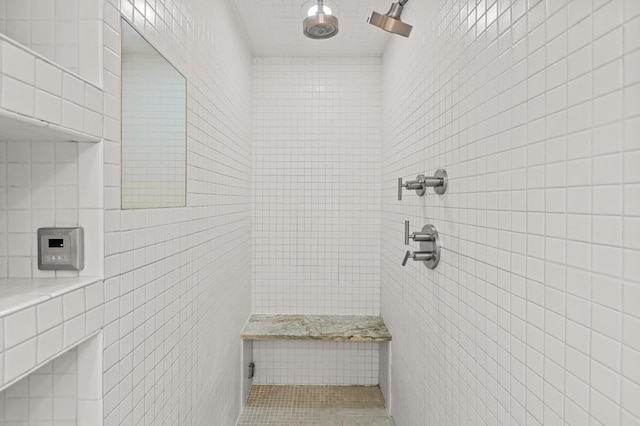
48;239;64;248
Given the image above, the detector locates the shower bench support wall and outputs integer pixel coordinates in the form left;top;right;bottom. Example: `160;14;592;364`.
239;314;393;413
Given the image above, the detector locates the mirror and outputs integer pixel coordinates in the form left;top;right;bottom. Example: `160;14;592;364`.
121;19;186;209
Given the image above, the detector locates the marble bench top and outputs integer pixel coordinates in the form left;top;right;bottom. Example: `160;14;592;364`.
240;314;392;342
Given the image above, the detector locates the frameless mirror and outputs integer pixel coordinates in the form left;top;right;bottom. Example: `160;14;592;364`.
121;18;186;209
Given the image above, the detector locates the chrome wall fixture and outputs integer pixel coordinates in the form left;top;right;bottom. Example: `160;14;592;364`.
402;220;440;269
397;169;448;200
368;0;413;37
303;0;339;39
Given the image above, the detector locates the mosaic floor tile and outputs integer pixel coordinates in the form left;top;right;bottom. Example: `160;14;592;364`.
237;385;395;425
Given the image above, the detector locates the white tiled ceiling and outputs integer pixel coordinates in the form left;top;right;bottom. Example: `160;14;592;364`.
231;0;396;56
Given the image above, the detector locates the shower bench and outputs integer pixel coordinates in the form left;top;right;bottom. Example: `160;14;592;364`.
239;314;393;412
240;314;392;342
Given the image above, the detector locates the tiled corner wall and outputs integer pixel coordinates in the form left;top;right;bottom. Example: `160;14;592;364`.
102;0;252;424
251;57;382;386
381;0;640;424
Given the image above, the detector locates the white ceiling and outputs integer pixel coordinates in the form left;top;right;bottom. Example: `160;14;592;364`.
231;0;395;57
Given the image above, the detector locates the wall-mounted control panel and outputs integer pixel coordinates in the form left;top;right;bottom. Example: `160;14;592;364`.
37;228;84;270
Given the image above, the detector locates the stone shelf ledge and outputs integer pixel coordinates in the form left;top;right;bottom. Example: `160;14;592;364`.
240;314;392;342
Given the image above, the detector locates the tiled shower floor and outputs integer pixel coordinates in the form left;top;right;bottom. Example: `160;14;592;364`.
237;385;395;425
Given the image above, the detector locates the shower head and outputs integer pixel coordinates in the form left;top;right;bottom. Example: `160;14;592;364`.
303;0;339;39
368;0;412;37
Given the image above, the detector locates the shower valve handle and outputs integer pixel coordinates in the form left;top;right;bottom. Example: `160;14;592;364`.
398;175;426;200
404;220;435;245
401;223;441;270
402;250;411;266
397;169;448;201
402;250;435;266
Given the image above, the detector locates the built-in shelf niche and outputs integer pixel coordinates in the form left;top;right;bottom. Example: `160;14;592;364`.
0;0;105;142
0;34;105;141
0;332;103;425
0;1;105;282
0;276;103;392
0;0;103;87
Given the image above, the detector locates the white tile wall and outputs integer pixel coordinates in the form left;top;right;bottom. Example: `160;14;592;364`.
381;0;640;424
0;348;78;426
0;0;103;86
252;57;382;316
251;57;381;386
0;333;102;426
5;0;636;423
253;340;378;386
0;37;104;139
103;0;252;424
2;0;251;423
0;280;103;388
0;141;101;279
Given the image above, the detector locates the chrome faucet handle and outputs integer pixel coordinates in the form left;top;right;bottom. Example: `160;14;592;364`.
405;220;435;245
401;223;441;269
404;220;410;245
402;250;435;266
397;169;448;200
402;250;412;266
398;175;427;201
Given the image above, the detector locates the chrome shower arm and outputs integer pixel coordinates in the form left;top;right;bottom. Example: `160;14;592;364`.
387;2;405;19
